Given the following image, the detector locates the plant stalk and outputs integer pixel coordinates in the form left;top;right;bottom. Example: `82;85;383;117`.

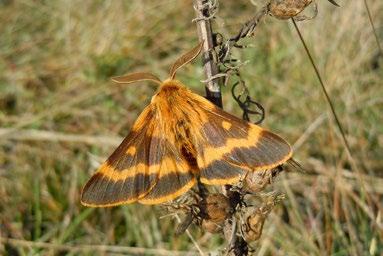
193;0;223;107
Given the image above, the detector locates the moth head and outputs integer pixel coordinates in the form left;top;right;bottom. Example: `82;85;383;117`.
150;79;185;103
111;41;204;88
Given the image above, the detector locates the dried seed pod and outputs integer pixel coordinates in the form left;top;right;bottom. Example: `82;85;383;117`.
201;219;223;233
268;0;313;20
241;207;267;242
200;193;233;222
242;166;283;193
172;192;235;234
241;193;285;243
199;193;233;233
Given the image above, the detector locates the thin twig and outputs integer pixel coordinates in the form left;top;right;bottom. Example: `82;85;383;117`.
0;237;196;256
291;19;354;163
193;1;251;255
226;6;268;50
216;7;268;124
223;216;238;256
175;215;206;256
362;0;382;54
191;1;222;255
291;19;379;224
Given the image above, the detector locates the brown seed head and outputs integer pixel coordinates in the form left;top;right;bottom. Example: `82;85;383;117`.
241;193;285;242
241;208;267;242
200;193;233;223
269;0;313;19
243;167;283;193
201;219;223;233
199;193;233;233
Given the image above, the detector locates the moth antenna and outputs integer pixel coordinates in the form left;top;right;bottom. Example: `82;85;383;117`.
112;72;162;86
169;41;204;80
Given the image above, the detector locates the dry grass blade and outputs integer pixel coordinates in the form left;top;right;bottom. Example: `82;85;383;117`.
291;19;355;164
290;20;380;223
0;128;121;146
175;214;206;256
0;237;196;256
363;0;382;54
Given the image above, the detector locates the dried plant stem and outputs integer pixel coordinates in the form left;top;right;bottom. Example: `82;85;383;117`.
193;0;223;107
0;128;122;147
175;214;206;256
291;19;379;216
191;1;224;255
291;19;355;164
363;0;382;54
193;1;248;255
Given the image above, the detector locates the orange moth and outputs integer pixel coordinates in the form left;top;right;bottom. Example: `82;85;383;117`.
81;42;292;207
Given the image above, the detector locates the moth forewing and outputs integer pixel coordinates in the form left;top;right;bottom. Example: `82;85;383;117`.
185;94;292;185
80;107;160;207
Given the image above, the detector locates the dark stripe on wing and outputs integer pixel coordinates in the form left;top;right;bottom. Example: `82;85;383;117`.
81;172;157;207
139;172;195;204
107;135;164;171
200;130;291;184
200;160;246;182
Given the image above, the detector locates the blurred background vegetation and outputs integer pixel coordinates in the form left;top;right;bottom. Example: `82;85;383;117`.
0;0;382;255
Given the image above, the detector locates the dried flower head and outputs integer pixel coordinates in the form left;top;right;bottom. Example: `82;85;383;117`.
241;193;285;243
170;191;235;234
200;193;234;233
268;0;313;20
242;166;283;193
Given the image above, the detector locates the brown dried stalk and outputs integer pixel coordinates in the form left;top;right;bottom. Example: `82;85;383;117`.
193;0;222;108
